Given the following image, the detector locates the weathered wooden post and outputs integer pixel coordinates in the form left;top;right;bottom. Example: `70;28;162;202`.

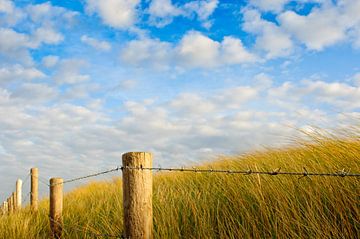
122;152;153;239
49;178;63;239
16;179;22;209
31;168;39;212
2;201;8;215
7;197;12;214
11;192;15;212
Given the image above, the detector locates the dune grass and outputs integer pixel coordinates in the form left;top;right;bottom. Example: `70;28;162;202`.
0;136;359;238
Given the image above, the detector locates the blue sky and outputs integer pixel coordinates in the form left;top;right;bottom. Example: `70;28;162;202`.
1;0;360;200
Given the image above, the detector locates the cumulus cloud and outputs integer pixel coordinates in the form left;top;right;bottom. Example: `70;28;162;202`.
0;0;25;26
277;0;360;50
249;0;289;13
242;8;293;58
121;37;173;69
42;55;59;68
26;2;77;25
268;79;360;110
85;0;140;29
121;31;256;69
11;83;58;103
147;0;182;27
0;28;33;63
53;59;90;84
0;65;45;84
31;26;64;47
81;35;111;51
147;0;218;28
177;31;220;68
241;1;360;56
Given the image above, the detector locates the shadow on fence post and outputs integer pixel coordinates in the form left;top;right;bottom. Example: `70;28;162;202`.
49;178;63;239
122;152;153;239
31;168;39;212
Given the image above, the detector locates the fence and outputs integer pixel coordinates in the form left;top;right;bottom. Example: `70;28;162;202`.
1;151;360;239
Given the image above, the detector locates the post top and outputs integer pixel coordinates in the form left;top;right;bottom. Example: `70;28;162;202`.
49;178;63;185
123;152;152;157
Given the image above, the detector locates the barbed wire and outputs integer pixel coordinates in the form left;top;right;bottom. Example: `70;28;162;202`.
53;165;360;187
52;167;122;186
123;166;360;178
22;192;30;205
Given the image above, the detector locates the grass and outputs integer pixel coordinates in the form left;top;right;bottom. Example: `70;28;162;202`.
0;134;359;238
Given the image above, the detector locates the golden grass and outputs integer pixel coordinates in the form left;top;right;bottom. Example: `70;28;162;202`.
0;136;359;238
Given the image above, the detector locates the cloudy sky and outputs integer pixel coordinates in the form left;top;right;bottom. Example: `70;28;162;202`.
1;0;360;200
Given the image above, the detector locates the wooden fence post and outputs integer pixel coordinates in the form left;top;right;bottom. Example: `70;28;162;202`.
31;168;39;212
7;197;11;214
16;179;22;210
2;201;8;215
11;192;16;212
49;178;63;239
122;152;153;239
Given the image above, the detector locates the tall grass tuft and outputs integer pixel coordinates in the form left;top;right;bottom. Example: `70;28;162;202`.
0;134;359;238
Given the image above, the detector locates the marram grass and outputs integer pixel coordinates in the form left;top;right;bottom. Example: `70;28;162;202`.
0;137;359;238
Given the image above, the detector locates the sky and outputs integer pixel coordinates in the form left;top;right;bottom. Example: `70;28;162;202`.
0;0;360;201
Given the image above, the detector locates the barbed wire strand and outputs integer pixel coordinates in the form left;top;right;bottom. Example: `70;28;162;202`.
22;191;31;205
123;166;360;177
53;165;360;187
21;173;30;185
53;167;122;186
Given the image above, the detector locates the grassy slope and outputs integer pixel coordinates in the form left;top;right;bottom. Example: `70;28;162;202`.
0;138;359;238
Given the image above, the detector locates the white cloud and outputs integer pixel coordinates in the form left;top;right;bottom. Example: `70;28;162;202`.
249;0;289;12
147;0;182;26
121;37;173;69
0;0;25;25
42;55;59;68
268;79;360;110
176;31;220;68
26;2;77;25
0;0;13;13
242;9;293;58
278;8;345;50
183;0;218;21
53;59;90;84
220;36;257;64
11;83;58;103
85;0;140;29
302;80;360;108
0;28;30;51
121;31;256;69
81;35;111;51
31;26;64;47
0;65;45;84
0;26;63;64
147;0;218;28
253;73;273;90
148;0;181;18
278;0;360;50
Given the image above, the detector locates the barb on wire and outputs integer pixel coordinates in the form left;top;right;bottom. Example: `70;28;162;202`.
122;166;360;178
52;166;121;186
